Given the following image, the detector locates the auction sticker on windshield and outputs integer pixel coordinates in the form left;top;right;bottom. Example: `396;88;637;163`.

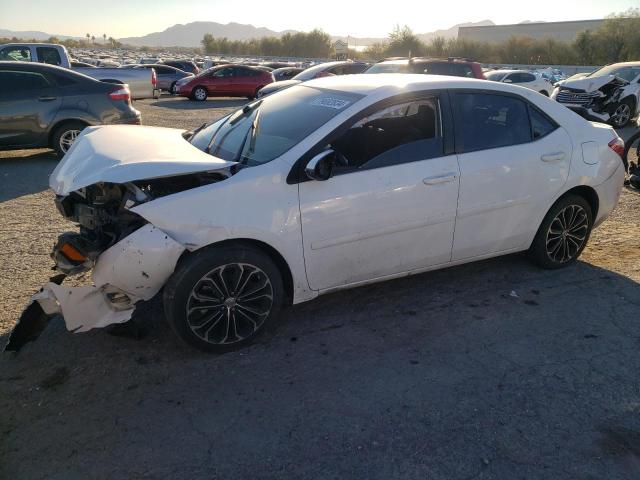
310;97;351;109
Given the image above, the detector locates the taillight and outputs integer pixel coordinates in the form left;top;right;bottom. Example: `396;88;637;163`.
608;137;625;158
108;87;131;102
151;69;157;87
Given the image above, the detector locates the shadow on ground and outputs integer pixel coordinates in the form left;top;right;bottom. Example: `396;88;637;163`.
2;254;640;479
0;150;58;202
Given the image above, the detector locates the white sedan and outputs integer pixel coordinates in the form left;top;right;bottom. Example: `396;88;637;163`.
485;69;553;96
11;74;626;352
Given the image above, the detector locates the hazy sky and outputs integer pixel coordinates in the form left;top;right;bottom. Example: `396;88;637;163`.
2;0;637;38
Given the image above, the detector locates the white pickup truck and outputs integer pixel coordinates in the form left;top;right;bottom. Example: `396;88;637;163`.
0;43;160;100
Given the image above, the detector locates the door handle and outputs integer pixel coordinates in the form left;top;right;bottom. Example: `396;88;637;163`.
423;173;458;185
38;96;57;102
540;152;565;162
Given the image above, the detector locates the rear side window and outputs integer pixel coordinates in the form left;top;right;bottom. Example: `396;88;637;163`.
0;71;50;91
36;47;62;66
454;93;531;152
529;107;557;140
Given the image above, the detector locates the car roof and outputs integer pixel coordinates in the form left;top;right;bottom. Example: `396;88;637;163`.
303;73;490;95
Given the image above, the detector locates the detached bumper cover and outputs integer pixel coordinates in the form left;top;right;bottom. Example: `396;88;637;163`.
11;224;185;346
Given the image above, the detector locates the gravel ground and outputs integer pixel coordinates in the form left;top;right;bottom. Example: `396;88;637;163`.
1;97;639;480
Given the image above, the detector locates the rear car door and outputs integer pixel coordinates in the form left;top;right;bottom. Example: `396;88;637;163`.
0;69;62;148
299;93;460;290
450;91;572;260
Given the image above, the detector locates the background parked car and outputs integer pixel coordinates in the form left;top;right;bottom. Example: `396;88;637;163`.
365;57;485;79
257;60;369;97
162;59;200;75
552;61;640;128
125;64;194;93
177;64;274;101
0;62;140;156
0;43;159;99
485;69;552;96
272;67;304;81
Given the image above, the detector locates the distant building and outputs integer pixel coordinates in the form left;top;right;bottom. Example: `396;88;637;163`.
458;19;605;44
333;40;348;59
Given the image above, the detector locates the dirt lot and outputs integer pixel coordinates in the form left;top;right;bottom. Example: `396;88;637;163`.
1;97;639;480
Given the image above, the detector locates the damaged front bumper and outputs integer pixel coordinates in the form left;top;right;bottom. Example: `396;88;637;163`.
6;224;185;351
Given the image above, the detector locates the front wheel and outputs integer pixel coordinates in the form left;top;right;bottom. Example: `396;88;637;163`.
528;195;593;269
163;245;284;353
610;99;633;129
540;90;549;96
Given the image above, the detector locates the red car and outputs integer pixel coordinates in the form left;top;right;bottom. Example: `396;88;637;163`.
177;64;274;101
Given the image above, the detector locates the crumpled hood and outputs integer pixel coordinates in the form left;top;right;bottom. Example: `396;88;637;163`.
556;75;625;92
50;125;235;195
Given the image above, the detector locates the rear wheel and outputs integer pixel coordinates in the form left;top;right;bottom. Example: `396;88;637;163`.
528;195;593;269
191;86;208;101
163;245;284;353
51;121;87;157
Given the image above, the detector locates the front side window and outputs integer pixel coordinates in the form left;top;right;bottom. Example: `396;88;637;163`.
454;93;531;152
329;97;443;172
0;47;31;62
36;47;62;66
190;85;363;166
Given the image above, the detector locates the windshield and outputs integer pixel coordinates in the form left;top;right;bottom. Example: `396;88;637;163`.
366;62;408;74
589;64;640;82
190;85;363;166
485;71;508;81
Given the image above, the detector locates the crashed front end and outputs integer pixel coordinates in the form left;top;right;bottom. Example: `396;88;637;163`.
552;75;629;123
6;125;235;351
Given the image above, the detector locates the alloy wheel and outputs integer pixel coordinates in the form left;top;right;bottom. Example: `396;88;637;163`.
545;205;589;263
186;263;273;345
59;129;81;153
612;104;631;127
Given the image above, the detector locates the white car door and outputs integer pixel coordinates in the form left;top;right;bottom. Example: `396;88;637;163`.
298;96;460;291
451;91;572;261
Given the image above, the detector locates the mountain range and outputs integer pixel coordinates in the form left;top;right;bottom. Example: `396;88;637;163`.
2;20;500;48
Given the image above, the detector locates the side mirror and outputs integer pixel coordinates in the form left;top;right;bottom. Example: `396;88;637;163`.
305;150;336;181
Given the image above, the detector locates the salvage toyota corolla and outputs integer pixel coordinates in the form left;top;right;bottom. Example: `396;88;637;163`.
9;74;626;352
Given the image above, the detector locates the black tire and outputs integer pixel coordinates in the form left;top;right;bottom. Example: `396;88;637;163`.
528;195;593;269
191;86;208;101
610;98;634;129
51;121;87;157
540;90;549;96
163;244;284;353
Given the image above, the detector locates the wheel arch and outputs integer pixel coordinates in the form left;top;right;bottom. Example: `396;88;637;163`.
620;94;637;113
180;238;295;305
557;185;599;219
48;118;91;147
